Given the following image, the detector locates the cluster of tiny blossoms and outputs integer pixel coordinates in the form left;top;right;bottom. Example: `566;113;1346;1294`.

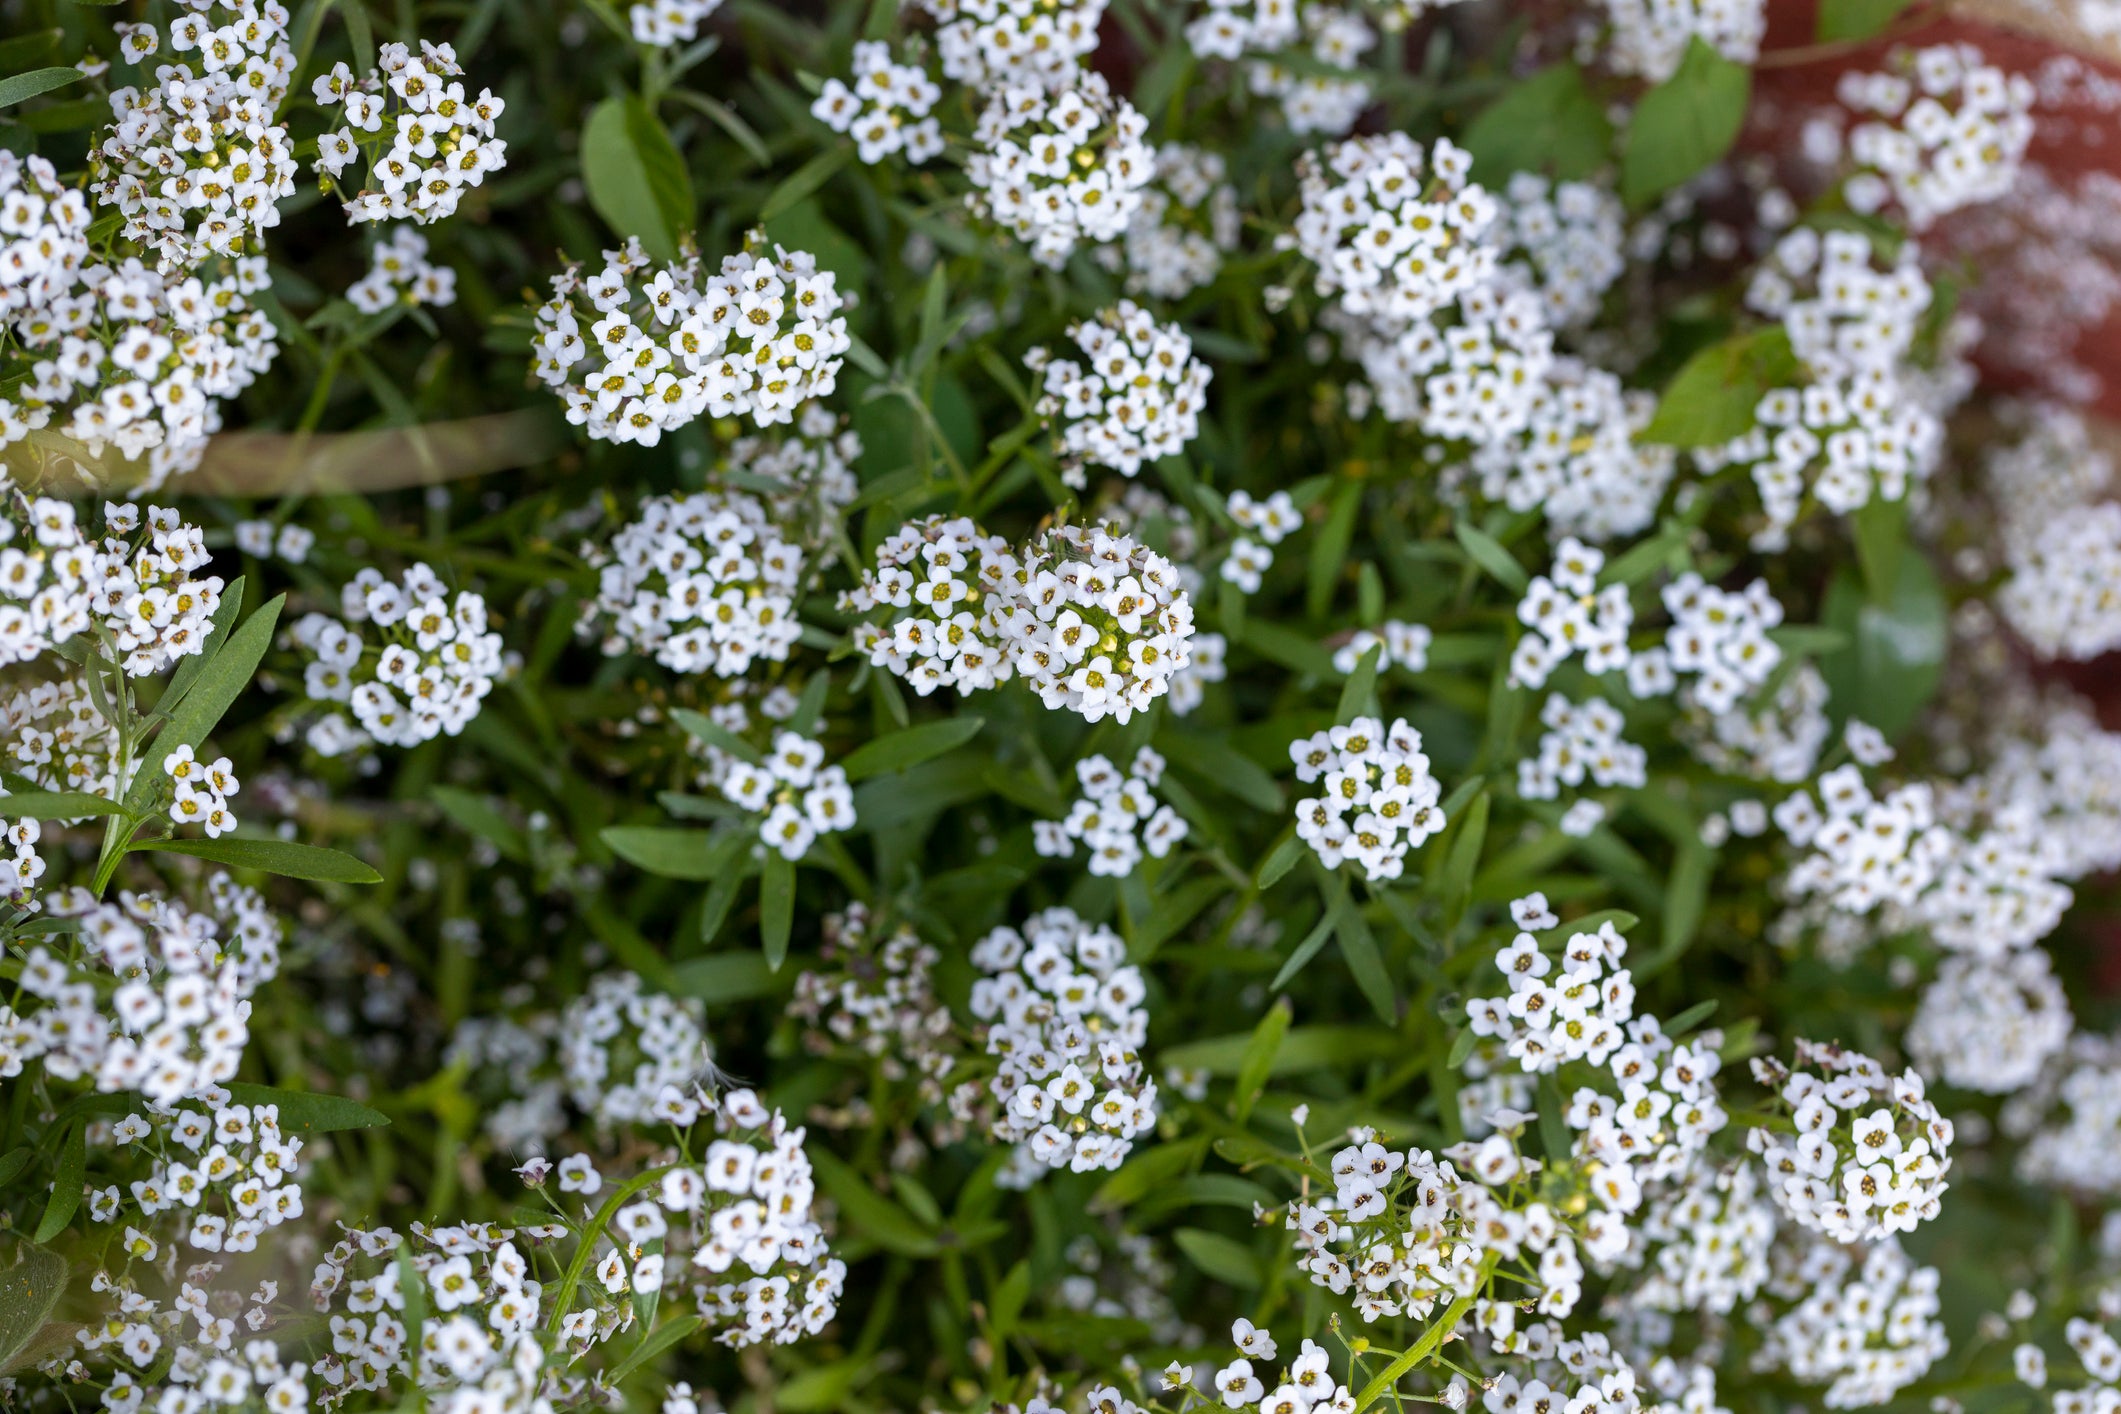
346;225;456;313
531;234;850;442
582;489;803;678
91;0;297;271
1034;748;1190;878
1110;143;1239;299
1030;300;1212;479
311;42;507;225
1746;1041;1953;1243
966;74;1155;268
715;730;857;861
956;908;1157;1184
811;42;944;166
1600;0;1767;81
1907;949;2072;1095
1838;43;2034;231
1222;489;1302;593
1509;538;1633;690
629;0;722;46
1465;896;1637;1075
915;0;1106;92
291;563;504;755
994;524;1195;723
843;514;1015;696
0;500;226;677
1757;1239;1947;1408
1289;716;1449;881
1519;695;1646;822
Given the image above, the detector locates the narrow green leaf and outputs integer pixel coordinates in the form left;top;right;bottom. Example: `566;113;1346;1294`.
1658;840;1712;966
1307;480;1362;618
0;791;123;820
1090;1134;1208;1212
989;1261;1032;1338
1173;1228;1260;1288
607;1313;704;1383
32;1122;84;1243
789;670;831;738
0;67;82;111
1255;833;1304;891
807;1149;940;1256
1336;643;1382;726
1461;63;1613;182
127;595;285;813
840;717;986;781
1662;998;1719;1036
153;575;246;723
582;95;696;262
670;707;765;766
0;1241;67;1375
129;837;381;884
1333;889;1396;1024
1161;733;1282;814
342;0;374;72
1620;38;1752;208
431;786;530;863
1452;523;1528;593
1446;1028;1476;1069
760;146;853;223
221;1083;391;1135
1818;554;1946;738
1233;999;1292;1122
1639;327;1796;447
0;1149;28;1187
1271;908;1336;992
601;825;738;882
760;853;795;969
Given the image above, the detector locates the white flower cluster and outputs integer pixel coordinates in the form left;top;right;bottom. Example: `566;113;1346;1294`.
0;153;91;323
1346;281;1554;438
916;0;1107;92
714;729;857;860
1183;1326;1363;1414
1907;950;2072;1095
1746;1041;1953;1243
1839;43;2033;231
1509;538;1633;690
0;878;282;1104
1561;1011;1730;1234
1630;572;1785;715
292;563;504;754
967;74;1155;268
1245;6;1378;137
1496;173;1626;330
1471;1327;1708;1414
1332;619;1431;676
1467;359;1673;544
1;248;279;483
2012;1035;2121;1195
1031;300;1212;477
1;676;123;799
583;489;804;677
1600;0;1767;82
1465;896;1637;1075
811;41;945;165
1702;229;1941;548
531;234;850;442
1756;1239;1947;1409
90;0;297;271
997;523;1196;723
1112;143;1240;299
630;0;722;46
1520;696;1647;803
1780;764;2073;956
1034;747;1191;878
1185;0;1299;61
1287;134;1498;332
1997;502;2121;661
347;225;456;313
0;500;226;678
844;514;1015;696
233;517;315;563
79;1254;311;1414
721;406;862;546
1289;715;1449;881
1168;629;1226;715
1634;1161;1775;1315
94;1095;307;1255
310;42;508;225
163;742;240;838
1680;661;1830;784
1222;488;1302;593
557;971;713;1128
960;907;1158;1182
790;904;956;1091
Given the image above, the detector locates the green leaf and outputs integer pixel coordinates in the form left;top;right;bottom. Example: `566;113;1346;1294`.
0;67;82;110
0;791;123;820
431;786;530;864
1452;523;1528;593
0;1241;67;1374
1461;63;1613;182
808;1149;940;1256
1090;1134;1208;1212
129;837;382;884
1161;733;1282;813
840;717;986;781
1336;643;1382;726
1638;327;1796;447
1447;1027;1476;1069
1354;1293;1479;1411
670;951;787;1006
1132;875;1227;961
1233;999;1291;1122
127;594;285;813
601;825;738;881
0;1149;27;1187
1620;38;1752;208
153;575;246;723
1255;834;1304;891
1817;0;1913;41
759;853;795;969
760;146;853;223
789;670;831;737
581;95;696;263
220;1084;391;1135
1333;886;1396;1024
1161;1025;1400;1077
1818;553;1947;739
1438;790;1491;924
607;1313;704;1383
1662;998;1718;1036
670;708;765;766
1270;908;1337;991
1658;840;1712;967
342;0;374;72
1173;1228;1261;1288
32;1122;84;1244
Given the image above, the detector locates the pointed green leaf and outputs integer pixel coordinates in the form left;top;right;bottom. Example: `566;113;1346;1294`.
840;717;986;781
760;853;795;969
1621;38;1752;208
129;837;381;884
582;95;695;262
